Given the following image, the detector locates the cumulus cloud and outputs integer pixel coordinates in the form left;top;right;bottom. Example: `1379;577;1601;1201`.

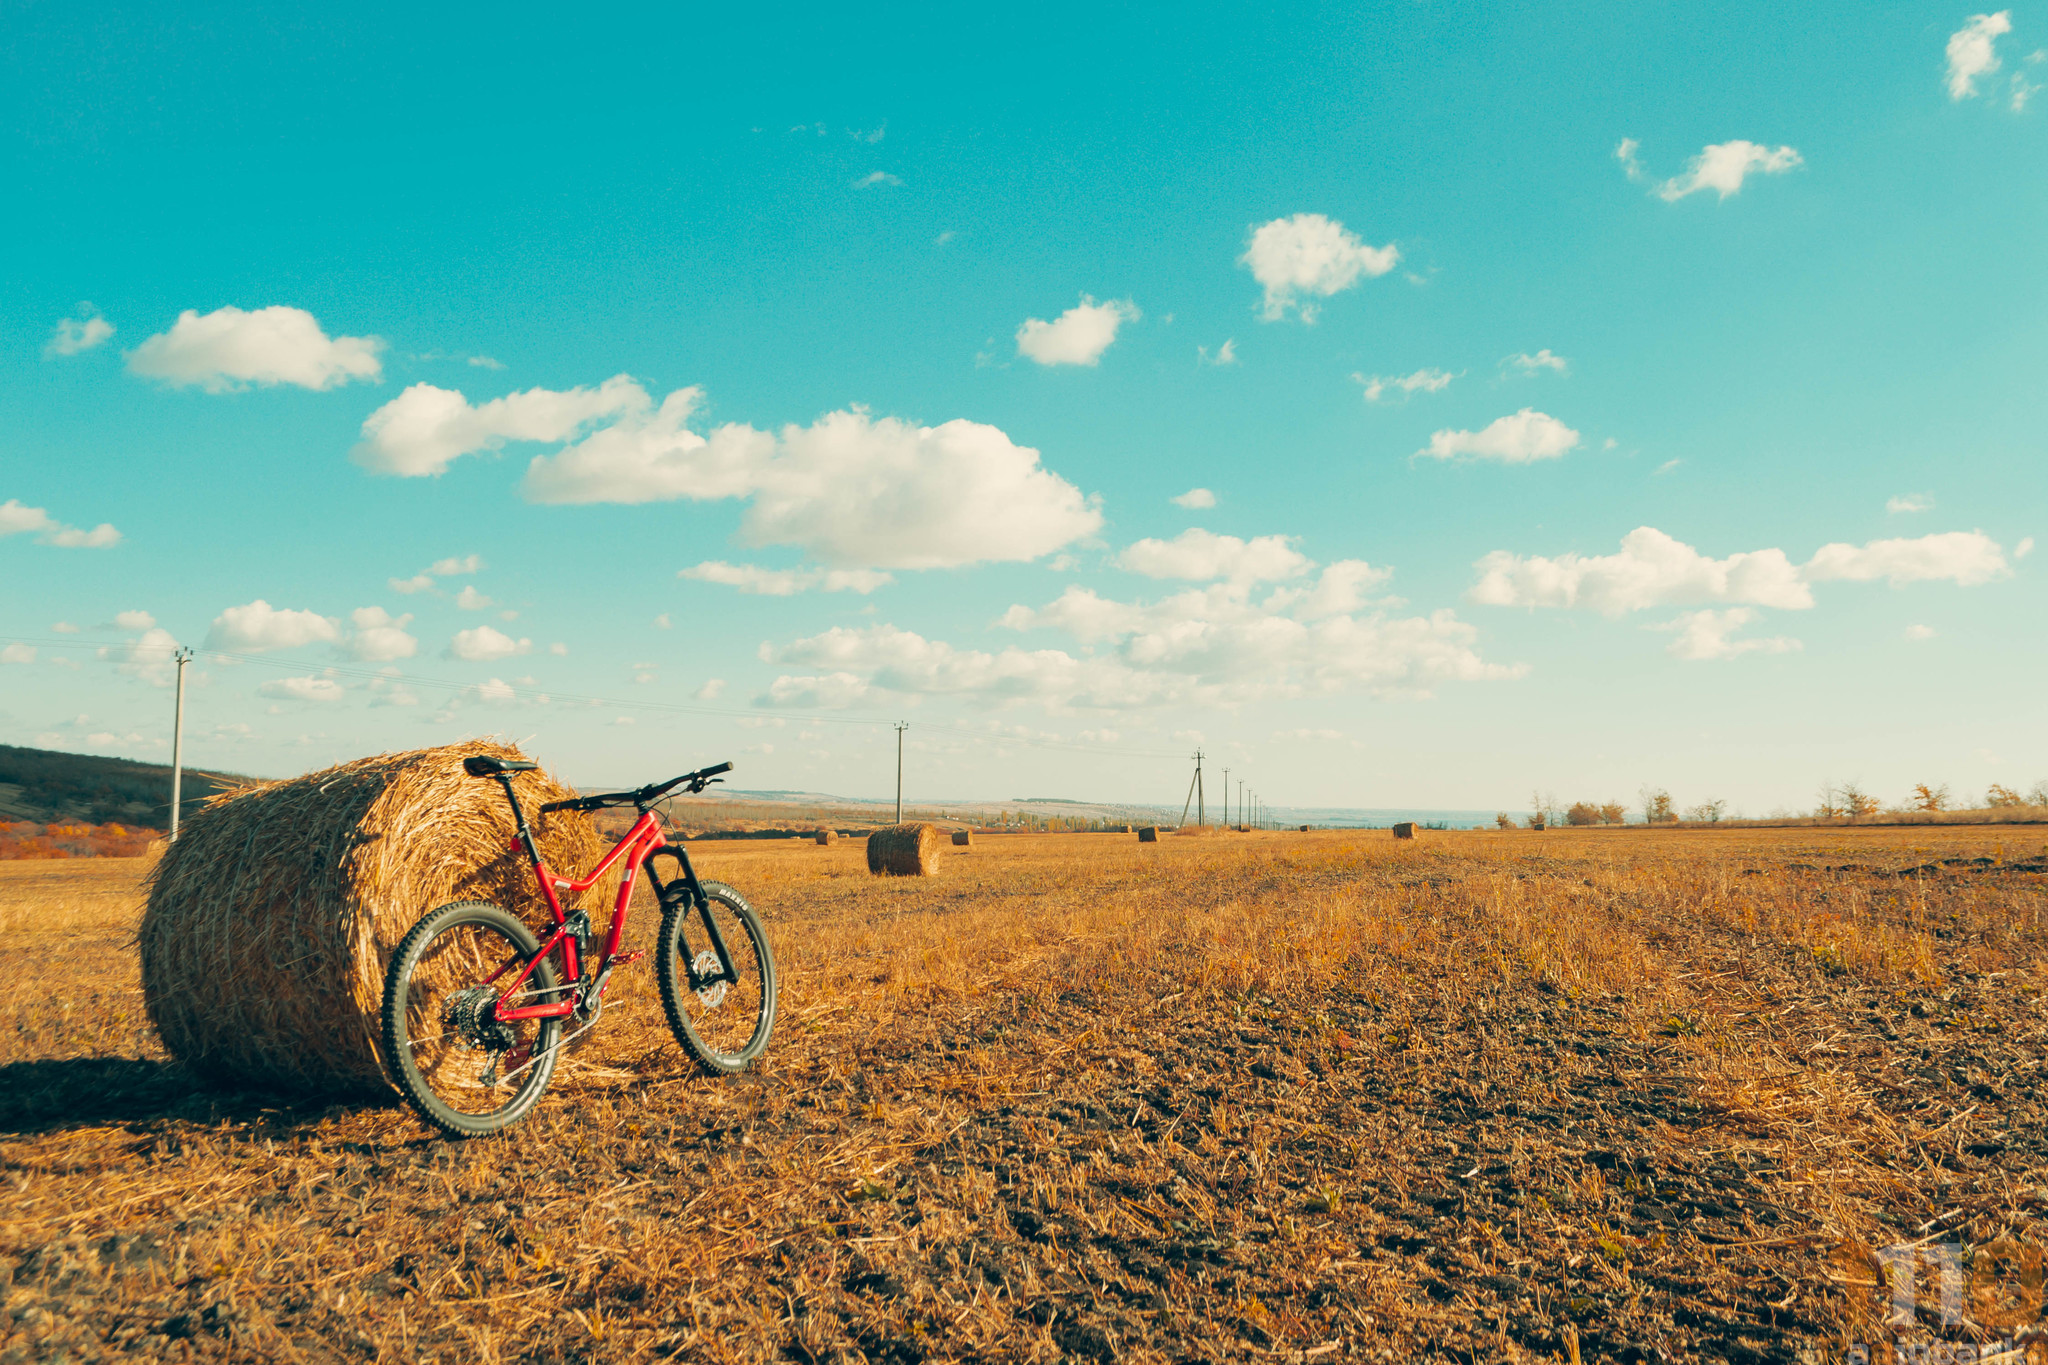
107;627;183;685
127;305;382;391
340;607;417;662
1803;530;2011;586
1616;137;1646;182
1655;141;1802;202
1117;529;1314;584
1015;296;1138;367
765;570;1517;711
1905;623;1938;640
355;376;642;476
446;626;530;661
1;644;35;664
47;306;113;357
1356;368;1455;403
1472;527;2014;617
110;610;156;630
1947;11;2012;99
367;379;1103;571
1197;340;1237;366
1654;608;1802;661
1887;493;1934;515
260;675;346;703
1506;349;1569;375
455;585;495;610
1171;488;1217;509
0;499;121;548
851;171;901;188
1240;213;1399;322
205;600;341;651
1418;409;1580;463
679;562;894;595
431;554;483;576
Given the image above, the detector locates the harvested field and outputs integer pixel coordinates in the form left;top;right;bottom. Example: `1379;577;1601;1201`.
4;827;2048;1362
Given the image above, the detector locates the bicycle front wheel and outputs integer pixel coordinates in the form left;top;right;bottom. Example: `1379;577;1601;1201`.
656;880;776;1075
381;901;563;1138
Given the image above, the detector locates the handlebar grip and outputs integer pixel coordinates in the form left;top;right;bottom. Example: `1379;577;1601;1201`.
704;761;733;777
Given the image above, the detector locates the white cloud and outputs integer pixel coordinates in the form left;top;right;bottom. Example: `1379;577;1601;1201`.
1241;213;1399;322
1616;137;1646;182
205;600;341;651
694;679;726;701
1654;608;1802;661
1506;349;1569;375
1470;527;1812;616
2018;536;2036;559
109;627;183;684
51;622;80;634
1356;368;1456;403
1015;296;1139;367
259;675;346;703
430;554;483;576
0;499;121;548
769;572;1518;711
1655;141;1802;202
1418;409;1580;463
111;610;155;630
455;585;495;610
341;607;417;662
127;305;382;391
852;171;901;188
1117;529;1314;584
355;375;642;477
446;626;530;661
47;307;113;357
524;396;1100;570
1;644;34;664
1947;11;2012;99
1887;493;1934;515
680;561;894;595
389;573;434;594
1904;623;1937;640
1171;488;1217;509
548;642;569;655
1473;527;2014;618
1197;340;1237;366
472;678;517;703
1803;530;2011;586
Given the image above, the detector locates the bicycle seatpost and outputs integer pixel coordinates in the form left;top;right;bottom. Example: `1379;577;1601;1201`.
494;775;541;864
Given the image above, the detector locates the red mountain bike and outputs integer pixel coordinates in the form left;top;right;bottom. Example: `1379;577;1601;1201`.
380;756;777;1137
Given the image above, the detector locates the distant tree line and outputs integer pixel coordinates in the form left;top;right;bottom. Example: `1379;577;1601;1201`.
1495;778;2047;829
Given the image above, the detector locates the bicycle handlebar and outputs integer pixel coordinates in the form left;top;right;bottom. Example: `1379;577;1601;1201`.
538;761;733;815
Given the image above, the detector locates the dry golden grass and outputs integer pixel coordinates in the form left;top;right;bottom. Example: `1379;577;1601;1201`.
4;825;2047;1362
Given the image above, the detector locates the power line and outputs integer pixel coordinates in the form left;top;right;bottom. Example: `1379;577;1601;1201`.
0;633;1188;762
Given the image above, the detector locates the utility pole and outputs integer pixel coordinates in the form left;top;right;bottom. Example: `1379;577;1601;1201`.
893;722;908;823
169;646;194;842
1239;780;1246;830
1222;769;1230;827
1179;749;1205;828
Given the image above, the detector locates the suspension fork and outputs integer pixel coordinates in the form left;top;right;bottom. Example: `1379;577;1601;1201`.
644;844;739;987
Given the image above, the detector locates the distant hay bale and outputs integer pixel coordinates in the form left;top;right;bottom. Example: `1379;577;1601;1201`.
1137;826;1159;843
867;822;942;876
816;829;836;845
951;829;972;846
139;740;601;1098
1298;824;1310;833
1392;822;1416;840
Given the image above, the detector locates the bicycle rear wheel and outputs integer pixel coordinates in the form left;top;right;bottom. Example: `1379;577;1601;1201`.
381;901;563;1137
656;881;776;1075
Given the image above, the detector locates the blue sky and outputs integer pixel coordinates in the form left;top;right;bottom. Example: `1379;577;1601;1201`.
3;2;2042;814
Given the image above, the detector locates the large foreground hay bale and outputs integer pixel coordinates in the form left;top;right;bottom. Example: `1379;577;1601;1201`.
867;822;942;876
140;740;600;1097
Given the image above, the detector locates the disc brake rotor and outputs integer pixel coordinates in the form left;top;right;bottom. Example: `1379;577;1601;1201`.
691;950;729;1008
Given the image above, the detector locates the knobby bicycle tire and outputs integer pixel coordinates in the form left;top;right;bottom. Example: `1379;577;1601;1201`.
381;900;563;1138
655;880;777;1075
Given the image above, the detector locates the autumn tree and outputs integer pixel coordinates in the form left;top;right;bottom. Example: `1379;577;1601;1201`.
1640;786;1675;824
1599;801;1627;825
1838;781;1880;819
1686;799;1728;824
1986;784;2024;808
1566;801;1601;827
1911;783;1950;812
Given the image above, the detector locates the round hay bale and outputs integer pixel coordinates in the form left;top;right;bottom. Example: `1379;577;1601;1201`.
1137;826;1159;843
139;740;600;1097
1392;821;1416;839
950;829;972;847
815;829;836;845
1298;824;1310;833
866;822;942;876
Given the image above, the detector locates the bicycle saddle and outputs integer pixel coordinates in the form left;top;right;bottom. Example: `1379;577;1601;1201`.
463;756;538;777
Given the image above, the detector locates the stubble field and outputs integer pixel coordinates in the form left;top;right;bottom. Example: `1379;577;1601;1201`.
4;825;2047;1363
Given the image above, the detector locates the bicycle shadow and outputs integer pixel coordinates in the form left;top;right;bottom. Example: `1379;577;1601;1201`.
0;1057;379;1139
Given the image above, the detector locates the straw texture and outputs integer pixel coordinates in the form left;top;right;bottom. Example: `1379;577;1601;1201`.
866;823;942;877
139;740;600;1096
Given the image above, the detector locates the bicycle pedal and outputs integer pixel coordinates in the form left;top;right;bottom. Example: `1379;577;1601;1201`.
611;950;647;966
